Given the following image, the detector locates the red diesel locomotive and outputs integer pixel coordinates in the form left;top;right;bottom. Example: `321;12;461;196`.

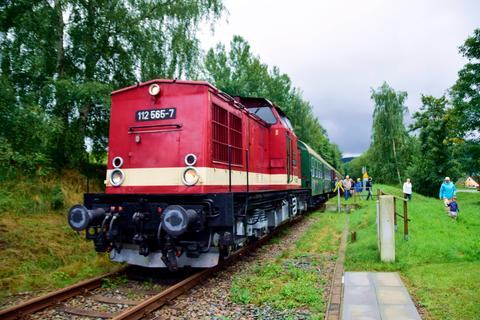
67;79;336;270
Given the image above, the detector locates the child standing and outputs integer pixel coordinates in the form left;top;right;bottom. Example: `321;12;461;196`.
447;196;459;220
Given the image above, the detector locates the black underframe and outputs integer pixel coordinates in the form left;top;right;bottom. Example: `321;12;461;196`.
82;188;337;257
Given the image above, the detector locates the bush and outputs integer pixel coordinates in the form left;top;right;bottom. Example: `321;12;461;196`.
50;185;65;210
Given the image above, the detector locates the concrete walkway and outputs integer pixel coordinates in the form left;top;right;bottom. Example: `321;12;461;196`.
342;272;421;320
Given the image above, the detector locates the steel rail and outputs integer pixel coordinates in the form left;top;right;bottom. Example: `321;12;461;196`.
0;215;303;320
0;267;126;320
112;216;302;320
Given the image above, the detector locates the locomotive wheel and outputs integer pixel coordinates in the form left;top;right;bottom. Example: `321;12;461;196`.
219;245;232;260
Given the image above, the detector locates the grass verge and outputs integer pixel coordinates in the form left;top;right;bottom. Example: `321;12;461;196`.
0;171;116;307
339;184;480;319
230;212;345;319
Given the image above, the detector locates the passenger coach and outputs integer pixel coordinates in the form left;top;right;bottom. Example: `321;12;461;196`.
299;141;340;207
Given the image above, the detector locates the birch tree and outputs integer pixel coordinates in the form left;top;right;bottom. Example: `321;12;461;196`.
370;82;409;185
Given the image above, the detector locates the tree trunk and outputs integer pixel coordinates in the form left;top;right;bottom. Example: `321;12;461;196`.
54;0;64;79
392;140;402;186
79;1;97;139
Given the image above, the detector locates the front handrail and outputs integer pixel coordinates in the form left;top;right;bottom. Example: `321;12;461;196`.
128;123;182;132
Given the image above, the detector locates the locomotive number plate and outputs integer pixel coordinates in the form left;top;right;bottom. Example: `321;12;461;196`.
136;108;176;121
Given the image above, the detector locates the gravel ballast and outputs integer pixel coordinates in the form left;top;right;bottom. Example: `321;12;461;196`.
154;212;338;320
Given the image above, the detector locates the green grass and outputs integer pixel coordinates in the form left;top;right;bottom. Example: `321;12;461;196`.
230;212;345;319
0;171;116;307
339;184;480;319
404;262;480;320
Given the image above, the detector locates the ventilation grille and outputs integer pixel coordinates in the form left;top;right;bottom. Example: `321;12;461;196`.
212;104;243;165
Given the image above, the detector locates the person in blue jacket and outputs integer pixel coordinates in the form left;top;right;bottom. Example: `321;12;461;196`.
355;178;363;193
439;176;456;210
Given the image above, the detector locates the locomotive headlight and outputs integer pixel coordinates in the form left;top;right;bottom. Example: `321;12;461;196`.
184;153;197;166
112;156;123;168
148;84;160;96
110;169;125;187
182;167;199;186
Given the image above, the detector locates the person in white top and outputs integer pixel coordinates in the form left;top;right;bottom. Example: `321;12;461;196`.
403;178;412;201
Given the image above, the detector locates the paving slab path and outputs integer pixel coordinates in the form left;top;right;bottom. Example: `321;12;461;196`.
342;272;422;320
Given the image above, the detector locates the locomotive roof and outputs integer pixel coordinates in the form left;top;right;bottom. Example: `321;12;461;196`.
111;80;296;129
111;79;275;127
112;81;290;117
233;96;289;118
111;79;218;95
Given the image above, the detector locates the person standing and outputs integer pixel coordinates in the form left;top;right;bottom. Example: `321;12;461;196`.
403;178;412;201
350;177;355;198
351;177;356;198
343;175;352;201
447;196;459;220
355;178;363;193
439;177;456;210
366;177;373;200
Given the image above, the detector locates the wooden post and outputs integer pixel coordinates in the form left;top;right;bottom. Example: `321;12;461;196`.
403;199;409;240
393;197;397;231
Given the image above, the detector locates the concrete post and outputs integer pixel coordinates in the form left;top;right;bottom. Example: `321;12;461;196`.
376;197;379;249
378;195;395;262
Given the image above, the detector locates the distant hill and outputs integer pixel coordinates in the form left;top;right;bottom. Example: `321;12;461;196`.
342;157;356;163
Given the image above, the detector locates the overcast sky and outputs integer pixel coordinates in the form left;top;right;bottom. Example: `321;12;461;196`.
199;0;479;157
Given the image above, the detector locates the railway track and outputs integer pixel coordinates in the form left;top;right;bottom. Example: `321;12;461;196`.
0;216;302;320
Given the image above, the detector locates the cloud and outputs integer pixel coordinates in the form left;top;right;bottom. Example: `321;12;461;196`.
199;0;480;155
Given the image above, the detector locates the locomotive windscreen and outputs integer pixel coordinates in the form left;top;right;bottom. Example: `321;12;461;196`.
247;106;277;124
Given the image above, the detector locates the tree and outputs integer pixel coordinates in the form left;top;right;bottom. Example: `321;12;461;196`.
452;140;480;176
450;28;480;135
449;28;480;177
369;82;410;185
0;0;224;172
407;95;462;197
344;150;373;180
204;36;343;170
